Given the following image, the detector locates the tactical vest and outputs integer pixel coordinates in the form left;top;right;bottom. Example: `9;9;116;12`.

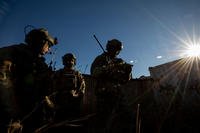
56;69;79;92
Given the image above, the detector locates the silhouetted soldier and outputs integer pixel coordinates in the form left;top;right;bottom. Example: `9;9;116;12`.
0;27;57;132
49;53;85;132
90;39;132;133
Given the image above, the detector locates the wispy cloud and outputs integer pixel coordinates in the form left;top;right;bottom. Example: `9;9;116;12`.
156;55;162;59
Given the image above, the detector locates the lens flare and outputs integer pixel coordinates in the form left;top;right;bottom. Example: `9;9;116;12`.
184;44;200;57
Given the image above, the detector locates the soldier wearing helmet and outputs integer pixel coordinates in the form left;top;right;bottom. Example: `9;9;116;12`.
0;26;57;132
106;39;123;55
25;28;57;56
90;38;132;133
62;53;77;68
52;53;85;123
91;38;131;80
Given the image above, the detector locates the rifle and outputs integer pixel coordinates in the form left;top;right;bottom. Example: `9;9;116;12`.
48;48;57;71
93;34;106;53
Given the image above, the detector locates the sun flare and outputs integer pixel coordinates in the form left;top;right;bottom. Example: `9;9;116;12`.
184;44;200;57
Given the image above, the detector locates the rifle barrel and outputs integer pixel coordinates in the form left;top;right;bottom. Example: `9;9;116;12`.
93;35;106;53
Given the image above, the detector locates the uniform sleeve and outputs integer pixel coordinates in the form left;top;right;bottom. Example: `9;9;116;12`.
0;46;14;80
0;46;13;61
90;54;108;78
77;71;86;95
0;46;18;119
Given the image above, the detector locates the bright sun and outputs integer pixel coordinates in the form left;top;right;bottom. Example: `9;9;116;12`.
185;44;200;57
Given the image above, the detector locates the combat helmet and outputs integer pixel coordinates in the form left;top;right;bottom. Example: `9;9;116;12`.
106;39;123;52
62;53;77;66
25;28;57;47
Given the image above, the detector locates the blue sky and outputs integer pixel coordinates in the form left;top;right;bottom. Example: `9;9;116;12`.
0;0;200;78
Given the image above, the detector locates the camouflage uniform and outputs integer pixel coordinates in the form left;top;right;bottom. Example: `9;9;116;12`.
0;27;57;132
90;39;132;133
53;53;85;122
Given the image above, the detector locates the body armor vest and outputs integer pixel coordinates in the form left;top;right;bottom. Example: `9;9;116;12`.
57;69;78;92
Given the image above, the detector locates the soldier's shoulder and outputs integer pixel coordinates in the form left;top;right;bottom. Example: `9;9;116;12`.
73;70;84;77
12;43;29;51
55;68;64;73
2;43;29;53
93;53;107;62
74;69;82;74
98;52;107;57
0;43;26;58
0;43;17;51
0;43;26;49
